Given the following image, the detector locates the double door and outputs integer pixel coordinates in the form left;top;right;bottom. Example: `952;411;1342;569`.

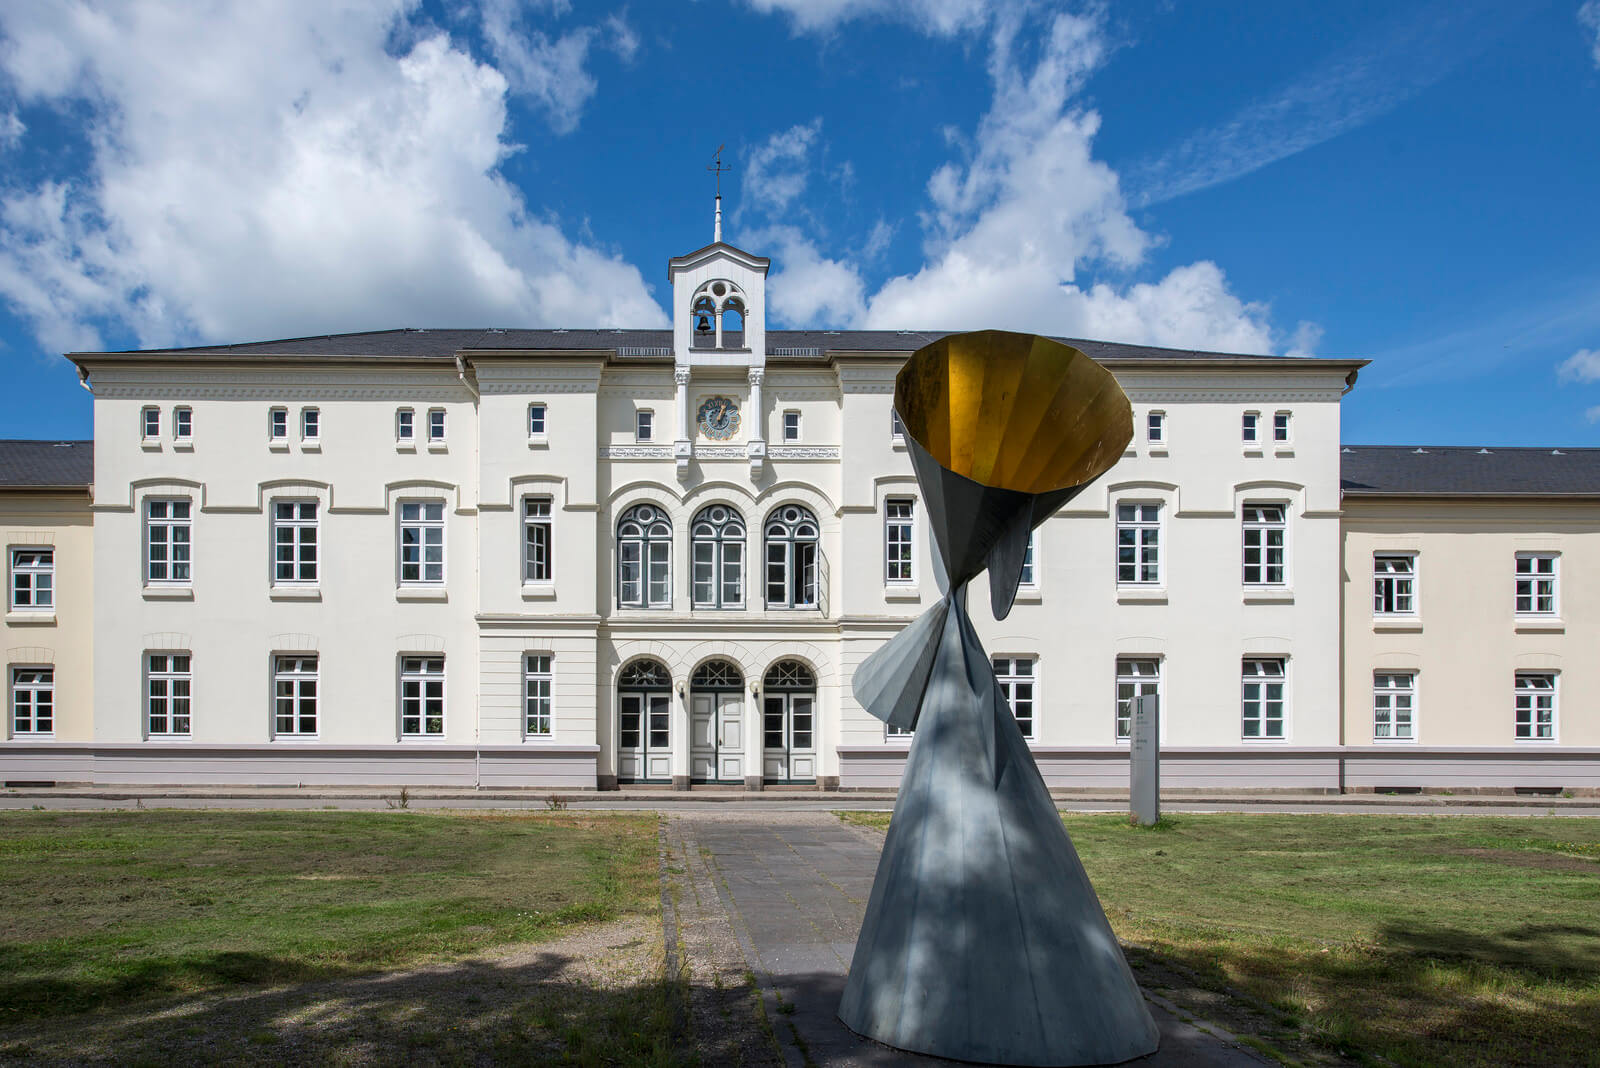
618;691;671;783
762;692;816;783
690;692;744;783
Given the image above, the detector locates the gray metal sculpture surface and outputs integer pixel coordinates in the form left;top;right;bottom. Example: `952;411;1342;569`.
839;331;1159;1066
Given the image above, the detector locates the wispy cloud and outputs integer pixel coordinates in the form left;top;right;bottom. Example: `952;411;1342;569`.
1581;1;1600;67
1129;0;1516;207
1558;348;1600;383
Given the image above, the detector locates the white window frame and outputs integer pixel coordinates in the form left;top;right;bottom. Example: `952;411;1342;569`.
396;408;414;442
1272;410;1291;443
10;666;54;736
1242;503;1287;586
1241;658;1287;740
271;500;319;586
528;402;547;438
783;410;801;442
1514;553;1557;616
145;652;192;738
1115;657;1161;742
1019;530;1037;588
636;409;654;442
890;409;905;442
9;547;54;611
1241;410;1260;445
1514;672;1556;741
765;504;820;609
1115;502;1161;585
269;407;288;441
398;500;446;585
884;498;914;585
141;406;160;440
174;406;193;441
1146;410;1165;445
691;504;745;609
1373;672;1415;742
1373;554;1417;616
525;653;553;738
145;499;193;585
301;407;320;442
618;503;673;609
992;656;1036;740
427;408;446;443
272;655;318;738
523;496;552;584
400;655;445;738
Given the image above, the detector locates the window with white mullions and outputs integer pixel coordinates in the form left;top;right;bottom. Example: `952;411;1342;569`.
1373;673;1414;741
174;406;192;440
1020;531;1036;587
1115;657;1160;741
1242;504;1286;585
400;656;445;737
523;497;552;583
11;668;53;735
992;657;1035;739
301;407;319;441
525;654;553;737
145;499;192;583
1514;672;1556;740
1241;658;1286;739
1273;411;1291;442
269;407;288;440
399;501;445;584
636;409;653;441
1373;554;1415;615
618;503;672;608
396;408;414;441
884;498;914;583
1241;411;1259;444
1514;553;1557;614
146;653;192;737
10;548;53;610
273;656;318;737
783;410;801;441
528;403;546;436
691;505;744;608
765;504;819;608
1146;411;1165;444
1116;503;1160;584
142;406;160;439
272;501;318;584
428;408;446;442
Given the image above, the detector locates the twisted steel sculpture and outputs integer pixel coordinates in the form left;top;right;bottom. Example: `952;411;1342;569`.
839;330;1159;1066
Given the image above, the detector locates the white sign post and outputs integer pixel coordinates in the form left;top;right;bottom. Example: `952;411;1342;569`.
1130;693;1160;826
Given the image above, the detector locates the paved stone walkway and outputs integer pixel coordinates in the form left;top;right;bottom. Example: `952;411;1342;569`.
665;811;1269;1067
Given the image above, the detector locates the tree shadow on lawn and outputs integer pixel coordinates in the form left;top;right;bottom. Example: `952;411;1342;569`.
1129;920;1600;1068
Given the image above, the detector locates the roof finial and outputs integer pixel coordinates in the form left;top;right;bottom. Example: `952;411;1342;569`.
708;143;729;244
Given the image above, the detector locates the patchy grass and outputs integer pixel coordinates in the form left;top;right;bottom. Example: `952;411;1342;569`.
839;811;1600;1067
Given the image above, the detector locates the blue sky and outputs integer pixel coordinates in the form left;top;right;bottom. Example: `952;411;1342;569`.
1;0;1597;445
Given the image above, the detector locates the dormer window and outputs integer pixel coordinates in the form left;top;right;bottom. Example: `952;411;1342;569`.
690;279;747;350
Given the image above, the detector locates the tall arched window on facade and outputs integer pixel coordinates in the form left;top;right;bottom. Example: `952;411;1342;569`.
618;503;672;608
691;504;745;608
764;504;819;609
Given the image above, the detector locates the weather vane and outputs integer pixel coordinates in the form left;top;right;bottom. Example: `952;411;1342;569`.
708;144;729;197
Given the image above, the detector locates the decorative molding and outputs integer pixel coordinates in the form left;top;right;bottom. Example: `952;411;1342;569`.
599;445;674;459
479;380;598;395
768;446;841;460
747;368;765;385
695;445;744;459
674;367;693;386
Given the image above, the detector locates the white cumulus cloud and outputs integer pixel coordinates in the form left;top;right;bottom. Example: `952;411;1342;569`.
0;0;665;356
741;0;990;36
1557;348;1600;383
1582;2;1600;67
743;120;823;216
477;0;639;134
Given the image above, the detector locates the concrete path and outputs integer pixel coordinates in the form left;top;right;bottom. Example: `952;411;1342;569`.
666;811;1268;1067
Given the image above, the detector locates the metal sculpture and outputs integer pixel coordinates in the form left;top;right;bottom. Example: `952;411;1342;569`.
839;330;1158;1066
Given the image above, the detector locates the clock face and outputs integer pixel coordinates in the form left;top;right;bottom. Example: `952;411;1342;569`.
697;396;741;440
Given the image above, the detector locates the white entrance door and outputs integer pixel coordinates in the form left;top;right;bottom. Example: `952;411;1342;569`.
619;691;672;782
691;693;745;782
762;693;816;783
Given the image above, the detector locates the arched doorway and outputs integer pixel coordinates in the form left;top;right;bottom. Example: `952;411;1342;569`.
617;658;671;783
762;660;816;784
690;659;744;784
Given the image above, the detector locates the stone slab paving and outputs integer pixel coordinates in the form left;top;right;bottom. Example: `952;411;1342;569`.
667;811;1269;1067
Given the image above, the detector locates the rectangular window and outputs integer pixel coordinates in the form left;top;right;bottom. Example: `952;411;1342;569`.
269;407;288;440
146;653;192;737
142;406;160;439
1242;411;1259;444
174;406;193;440
1514;553;1557;614
528;403;547;436
885;498;914;583
145;499;192;584
525;654;552;737
1242;504;1286;585
1373;554;1416;615
428;408;446;442
891;410;905;440
273;656;318;737
636;409;653;442
1373;672;1415;741
396;408;414;441
1115;658;1160;741
1146;411;1164;444
10;548;53;610
1116;503;1161;584
1514;672;1556;740
1241;658;1286;739
399;501;445;584
783;410;801;441
1019;531;1036;587
993;657;1035;739
400;656;445;737
11;667;53;735
272;501;318;584
301;407;319;441
1273;411;1291;442
523;497;552;583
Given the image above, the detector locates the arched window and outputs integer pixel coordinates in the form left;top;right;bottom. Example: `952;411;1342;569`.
618;503;672;608
620;658;671;689
691;504;745;608
764;659;816;690
765;504;819;609
691;279;745;350
692;659;743;690
721;299;745;349
692;295;717;346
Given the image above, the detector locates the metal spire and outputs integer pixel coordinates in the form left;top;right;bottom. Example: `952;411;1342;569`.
708;144;728;243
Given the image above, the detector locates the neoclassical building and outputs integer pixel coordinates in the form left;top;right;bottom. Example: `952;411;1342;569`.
3;226;1597;791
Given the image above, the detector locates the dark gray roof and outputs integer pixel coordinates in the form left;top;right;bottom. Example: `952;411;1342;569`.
0;440;93;489
68;327;1364;368
1342;446;1600;497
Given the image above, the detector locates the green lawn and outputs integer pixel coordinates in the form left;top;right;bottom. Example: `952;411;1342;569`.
839;811;1600;1068
0;809;686;1065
